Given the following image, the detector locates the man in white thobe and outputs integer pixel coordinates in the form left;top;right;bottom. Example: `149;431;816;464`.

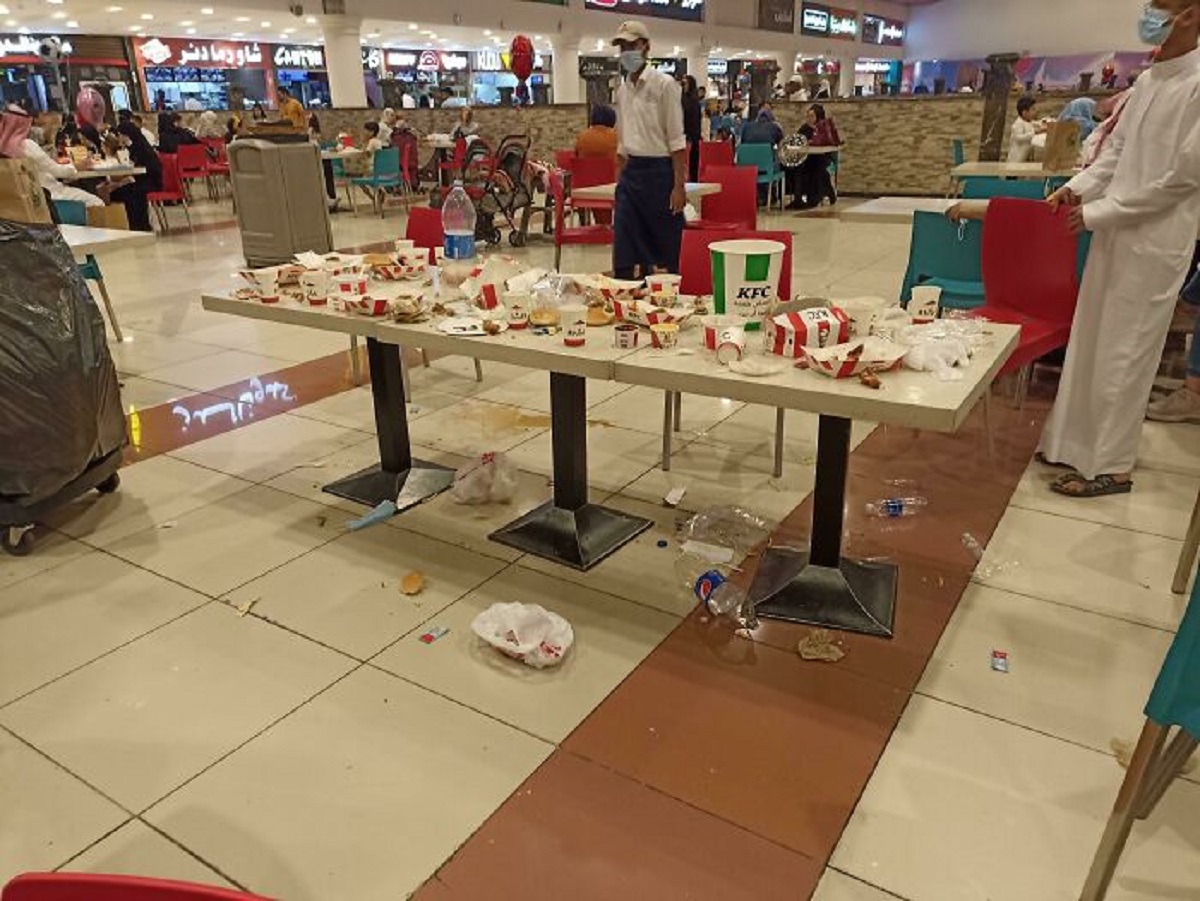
1040;0;1200;497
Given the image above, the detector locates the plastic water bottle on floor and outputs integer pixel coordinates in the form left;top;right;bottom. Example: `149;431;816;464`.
864;496;928;518
675;551;747;618
441;180;476;261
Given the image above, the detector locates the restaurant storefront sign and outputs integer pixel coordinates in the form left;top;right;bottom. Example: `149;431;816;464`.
0;35;75;60
273;44;324;69
584;0;704;23
757;0;794;33
134;37;269;69
862;14;904;46
799;3;857;40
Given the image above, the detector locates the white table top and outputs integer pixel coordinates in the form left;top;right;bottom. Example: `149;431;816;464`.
571;181;722;202
952;161;1078;180
840;197;957;224
202;286;1018;433
794;145;841;155
613;324;1019;433
61;223;156;254
62;166;146;181
321;147;365;160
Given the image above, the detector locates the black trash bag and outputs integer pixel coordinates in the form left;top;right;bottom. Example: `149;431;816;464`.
0;218;126;506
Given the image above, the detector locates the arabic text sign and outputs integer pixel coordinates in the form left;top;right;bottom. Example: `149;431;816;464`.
134;37;270;70
799;3;857;40
757;0;795;33
862;14;904;46
584;0;704;24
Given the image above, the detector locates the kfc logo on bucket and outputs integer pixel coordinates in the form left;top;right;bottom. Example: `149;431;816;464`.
765;308;851;358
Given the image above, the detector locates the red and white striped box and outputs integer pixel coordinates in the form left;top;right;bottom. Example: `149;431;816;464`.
764;308;851;358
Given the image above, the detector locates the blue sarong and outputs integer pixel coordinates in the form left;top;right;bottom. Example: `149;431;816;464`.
613;156;684;279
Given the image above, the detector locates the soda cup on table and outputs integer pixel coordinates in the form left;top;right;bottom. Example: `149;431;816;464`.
441;180;477;261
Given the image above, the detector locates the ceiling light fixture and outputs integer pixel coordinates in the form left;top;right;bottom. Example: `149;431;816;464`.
482;28;491;35
260;20;270;27
127;24;141;31
305;15;315;23
51;11;66;18
186;27;195;33
232;31;244;37
105;4;121;10
283;26;294;33
200;6;213;14
4;18;16;27
179;19;192;25
235;16;249;21
66;19;78;26
17;24;28;32
0;4;9;13
46;0;63;4
140;12;152;19
408;22;417;29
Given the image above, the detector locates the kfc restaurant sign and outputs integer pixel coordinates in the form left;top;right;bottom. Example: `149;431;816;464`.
584;0;704;23
134;37;270;69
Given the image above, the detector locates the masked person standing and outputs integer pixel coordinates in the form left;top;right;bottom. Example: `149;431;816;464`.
1040;0;1200;497
611;20;687;279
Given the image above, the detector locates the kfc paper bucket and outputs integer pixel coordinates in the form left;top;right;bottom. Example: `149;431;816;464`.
709;239;784;324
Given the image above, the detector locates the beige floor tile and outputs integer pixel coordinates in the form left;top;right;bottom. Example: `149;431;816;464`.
372;567;678;742
144;667;550;901
384;454;553;563
237;329;352;364
516;494;697;617
504;423;673;495
0;553;207;708
588;385;744;436
169;415;366;483
63;820;232;888
621;439;818;522
140;350;294;394
103;485;341;598
1012;464;1200;540
406;356;529;399
407;399;548;456
831;696;1200;901
43;457;252;548
287;386;463;433
475;370;632;414
0;603;353;812
116;377;196;412
109;330;225;377
700;403;876;459
812;870;904;900
225;527;506;659
0;530;91;593
260;435;382;515
0;728;128;879
978;507;1187;631
919;584;1177;765
1139;421;1200;478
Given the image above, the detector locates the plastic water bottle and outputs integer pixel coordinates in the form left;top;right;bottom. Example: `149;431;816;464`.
441;180;476;261
675;553;746;618
864;496;928;518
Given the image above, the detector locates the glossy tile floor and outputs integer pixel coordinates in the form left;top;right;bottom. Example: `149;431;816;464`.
1;196;1197;900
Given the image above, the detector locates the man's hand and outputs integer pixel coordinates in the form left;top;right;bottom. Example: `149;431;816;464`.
669;183;686;214
76;156;95;171
1047;186;1080;211
1066;205;1088;235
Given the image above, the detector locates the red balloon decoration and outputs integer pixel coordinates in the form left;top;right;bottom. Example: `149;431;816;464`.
509;34;535;105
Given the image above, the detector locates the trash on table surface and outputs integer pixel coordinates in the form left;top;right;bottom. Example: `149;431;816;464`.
347;500;397;531
400;570;426;596
797;629;846;663
450;451;519;505
865;496;928;518
990;649;1010;673
236;597;259;618
419;626;450;644
470;602;574;668
663;486;687;507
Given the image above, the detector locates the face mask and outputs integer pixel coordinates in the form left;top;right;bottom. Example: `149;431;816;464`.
1139;3;1177;45
620;49;645;74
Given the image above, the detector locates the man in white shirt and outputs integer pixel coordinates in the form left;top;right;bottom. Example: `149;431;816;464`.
20;125;104;209
611;19;687;279
1007;95;1044;162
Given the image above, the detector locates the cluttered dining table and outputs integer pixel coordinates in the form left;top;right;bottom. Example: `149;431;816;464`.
202;241;1017;639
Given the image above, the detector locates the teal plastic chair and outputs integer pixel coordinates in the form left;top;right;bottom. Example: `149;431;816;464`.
961;177;1048;201
1080;572;1200;899
951;138;966;166
351;147;401;217
53;199;123;341
900;210;985;311
734;143;785;210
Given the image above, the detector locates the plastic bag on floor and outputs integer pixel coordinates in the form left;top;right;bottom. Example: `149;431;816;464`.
470;602;574;668
449;451;519;505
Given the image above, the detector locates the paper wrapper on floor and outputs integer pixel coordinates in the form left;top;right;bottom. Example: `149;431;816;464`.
709;239;784;322
470;602;574;668
764;307;851;358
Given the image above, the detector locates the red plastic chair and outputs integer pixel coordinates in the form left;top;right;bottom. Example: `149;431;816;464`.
550;168;611;271
1;873;268;900
678;227;793;299
554;149;577;170
146;153;193;233
972;198;1081;401
698;140;734;178
200;138;230;196
405;205;444;265
688;165;758;232
176;143;213;201
567;154;615;223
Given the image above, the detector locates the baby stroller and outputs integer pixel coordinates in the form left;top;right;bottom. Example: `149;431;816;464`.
473;134;534;248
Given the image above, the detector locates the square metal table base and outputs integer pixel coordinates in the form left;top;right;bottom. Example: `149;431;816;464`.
490;501;652;571
322;462;454;510
748;547;898;638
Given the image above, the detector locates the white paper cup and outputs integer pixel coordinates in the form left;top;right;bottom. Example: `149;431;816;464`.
248;268;280;303
714;324;746;364
702;315;740;351
650;322;680;349
646;273;683;296
709;239;785;323
393;239;416;255
505;292;530;329
299;270;330;306
910;285;942;323
614;323;639;349
561;302;587;347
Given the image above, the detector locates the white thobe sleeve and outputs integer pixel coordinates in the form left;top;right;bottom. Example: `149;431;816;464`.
1067;124;1123;203
615;89;627;159
1084;90;1200;230
23;139;78;180
663;78;686;154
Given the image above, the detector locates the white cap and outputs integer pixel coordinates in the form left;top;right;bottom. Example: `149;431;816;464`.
612;19;650;44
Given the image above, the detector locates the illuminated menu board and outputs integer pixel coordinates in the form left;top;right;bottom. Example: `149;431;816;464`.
799;3;858;41
862;13;905;46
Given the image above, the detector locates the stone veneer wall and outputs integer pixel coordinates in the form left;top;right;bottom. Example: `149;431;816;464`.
156;91;1113;198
